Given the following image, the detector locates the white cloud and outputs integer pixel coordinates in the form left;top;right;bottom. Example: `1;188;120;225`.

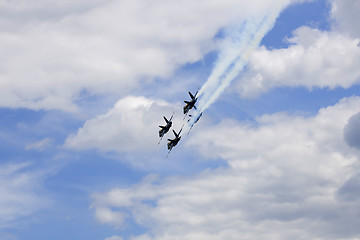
95;206;125;228
105;236;123;240
64;96;186;168
65;96;172;151
236;26;360;97
233;0;360;98
91;96;360;239
0;0;307;111
0;162;48;227
330;0;360;37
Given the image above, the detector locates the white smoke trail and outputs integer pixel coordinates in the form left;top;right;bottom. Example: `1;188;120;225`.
188;4;283;127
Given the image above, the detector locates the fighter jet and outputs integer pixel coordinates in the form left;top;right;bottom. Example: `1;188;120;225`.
166;125;183;157
183;90;199;115
158;113;173;144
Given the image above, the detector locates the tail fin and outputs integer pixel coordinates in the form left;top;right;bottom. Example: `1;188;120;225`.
169;112;174;121
188;91;195;99
178;124;184;136
195;87;199;97
163;116;169;123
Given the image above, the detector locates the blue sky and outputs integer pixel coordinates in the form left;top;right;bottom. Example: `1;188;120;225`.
1;0;360;239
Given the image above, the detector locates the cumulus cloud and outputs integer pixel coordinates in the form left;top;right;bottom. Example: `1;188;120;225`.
0;0;303;111
64;96;187;168
236;26;360;97
0;162;48;227
330;0;360;37
232;0;360;98
95;206;126;228
91;97;360;239
65;96;175;151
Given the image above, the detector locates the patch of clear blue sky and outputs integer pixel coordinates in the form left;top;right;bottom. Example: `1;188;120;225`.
0;108;146;239
12;153;147;240
261;0;331;48
209;85;360;123
12;209;145;240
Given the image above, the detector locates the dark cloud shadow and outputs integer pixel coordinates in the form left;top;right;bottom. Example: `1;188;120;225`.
337;173;360;201
344;112;360;149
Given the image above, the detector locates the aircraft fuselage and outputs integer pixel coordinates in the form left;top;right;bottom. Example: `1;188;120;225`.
183;99;196;114
183;91;198;114
159;123;172;137
167;137;181;150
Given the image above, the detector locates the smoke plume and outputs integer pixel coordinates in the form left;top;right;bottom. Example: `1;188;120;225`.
188;4;283;127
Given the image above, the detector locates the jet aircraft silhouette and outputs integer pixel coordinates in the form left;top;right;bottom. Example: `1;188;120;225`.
183;90;198;115
158;113;173;144
166;125;183;157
